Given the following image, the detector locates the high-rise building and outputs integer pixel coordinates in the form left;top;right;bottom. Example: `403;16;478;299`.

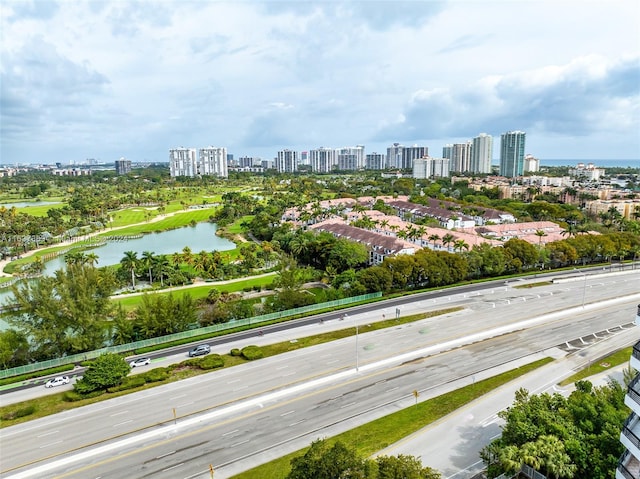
471;133;493;174
413;157;450;179
366;152;386;170
386;143;428;169
199;147;228;178
451;142;472;173
115;157;132;175
309;147;336;173
442;144;453;162
500;131;526;177
276;149;298;173
169;147;197;177
616;304;640;479
523;154;540;173
336;146;365;171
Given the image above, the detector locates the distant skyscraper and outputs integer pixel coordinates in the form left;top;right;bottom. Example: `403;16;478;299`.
471;133;493;174
115;157;131;175
365;152;386;170
500;131;526;177
309;147;336;173
199;147;228;178
276;149;298;173
387;143;403;169
451;142;472;173
336;146;365;171
442;144;453;162
386;143;427;169
169;147;197;177
413;157;450;179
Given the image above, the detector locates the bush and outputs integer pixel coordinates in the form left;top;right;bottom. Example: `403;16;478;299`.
140;368;170;383
62;389;105;402
230;348;241;356
182;358;203;368
108;375;146;392
253;285;262;291
1;404;36;420
241;345;264;360
200;354;225;370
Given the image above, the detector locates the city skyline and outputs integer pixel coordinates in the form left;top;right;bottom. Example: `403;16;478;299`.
1;1;639;165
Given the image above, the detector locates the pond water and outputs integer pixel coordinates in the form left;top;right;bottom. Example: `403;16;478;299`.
0;201;61;209
0;222;236;330
42;222;236;275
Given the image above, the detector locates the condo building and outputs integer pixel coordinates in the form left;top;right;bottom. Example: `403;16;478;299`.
199;147;228;178
471;133;493;174
499;131;526;177
309;147;336;173
276;149;298;173
366;152;386;170
386;143;428;169
169;147;197;177
413;156;451;179
336;146;365;171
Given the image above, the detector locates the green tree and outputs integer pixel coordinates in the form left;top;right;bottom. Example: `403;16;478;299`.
375;454;441;479
0;329;30;368
121;250;138;289
328;238;369;273
141;251;155;284
287;439;365;479
74;353;130;394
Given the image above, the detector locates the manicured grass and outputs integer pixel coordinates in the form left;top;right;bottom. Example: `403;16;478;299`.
513;281;553;289
231;357;554;479
14;202;65;217
103;208;219;235
110;273;278;310
559;346;632;386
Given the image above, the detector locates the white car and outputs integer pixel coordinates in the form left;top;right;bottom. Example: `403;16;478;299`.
129;357;151;368
44;376;70;388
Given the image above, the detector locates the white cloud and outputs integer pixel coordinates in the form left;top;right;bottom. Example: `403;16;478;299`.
1;0;639;163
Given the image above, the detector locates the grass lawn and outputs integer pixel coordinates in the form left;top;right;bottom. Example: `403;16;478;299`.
14;202;66;217
104;208;219;235
111;273;278;310
558;346;632;386
231;357;554;479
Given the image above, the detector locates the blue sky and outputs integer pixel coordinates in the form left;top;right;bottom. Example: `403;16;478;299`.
1;0;639;165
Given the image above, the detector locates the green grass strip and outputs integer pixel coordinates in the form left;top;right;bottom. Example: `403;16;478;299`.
559;346;632;386
231;357;554;479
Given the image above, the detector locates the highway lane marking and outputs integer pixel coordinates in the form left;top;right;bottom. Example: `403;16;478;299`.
282;372;297;377
222;429;239;436
327;359;340;364
386;386;399;392
109;411;129;417
289;420;304;427
156;450;175;459
340;402;356;409
37;430;59;438
231;439;249;447
39;440;62;448
162;462;183;472
445;460;483;478
112;420;133;427
276;365;289;370
280;410;295;417
177;401;194;408
227;379;240;384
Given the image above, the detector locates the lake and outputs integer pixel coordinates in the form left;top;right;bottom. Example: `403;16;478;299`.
0;201;62;209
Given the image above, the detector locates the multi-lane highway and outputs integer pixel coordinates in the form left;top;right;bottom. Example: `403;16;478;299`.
1;269;639;479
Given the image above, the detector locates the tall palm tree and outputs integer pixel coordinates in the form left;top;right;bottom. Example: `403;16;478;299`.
442;233;455;251
141;251;155;284
535;229;547;248
121;251;138;289
428;233;441;249
155;255;171;287
180;246;194;266
453;239;469;252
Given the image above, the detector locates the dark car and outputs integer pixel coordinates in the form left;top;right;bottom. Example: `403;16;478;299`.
188;344;211;357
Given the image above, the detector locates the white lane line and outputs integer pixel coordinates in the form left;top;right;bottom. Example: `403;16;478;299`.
162;463;183;472
231;439;249;447
386;386;399;392
109;410;129;417
289;420;305;427
39;440;62;449
169;394;186;400
156;450;175;459
227;379;240;384
340;402;356;409
276;365;289;370
112;420;133;428
177;401;194;408
327;359;340;364
222;429;239;436
280;410;295;417
37;430;59;438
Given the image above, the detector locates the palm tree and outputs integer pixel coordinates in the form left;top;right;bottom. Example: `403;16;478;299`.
141;251;155;284
180;246;194;266
453;239;469;252
428;234;441;249
121;251;138;289
155;255;171;287
442;233;455;251
535;229;547;248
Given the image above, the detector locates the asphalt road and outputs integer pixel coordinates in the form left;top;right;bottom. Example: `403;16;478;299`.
1;269;639;479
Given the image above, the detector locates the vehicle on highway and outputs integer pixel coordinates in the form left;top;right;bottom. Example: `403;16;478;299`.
44;376;70;388
188;344;211;357
129;357;151;368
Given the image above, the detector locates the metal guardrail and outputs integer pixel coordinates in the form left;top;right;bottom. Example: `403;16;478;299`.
0;292;382;379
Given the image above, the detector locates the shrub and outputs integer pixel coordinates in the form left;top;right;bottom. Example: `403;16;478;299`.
200;354;225;370
182;358;203;368
108;375;146;393
140;368;170;383
230;348;241;356
1;404;36;420
62;389;105;402
253;285;262;291
241;345;264;361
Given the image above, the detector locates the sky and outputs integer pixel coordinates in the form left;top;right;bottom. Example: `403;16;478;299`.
1;0;639;165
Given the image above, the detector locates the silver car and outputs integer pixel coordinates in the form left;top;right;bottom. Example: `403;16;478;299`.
45;376;70;388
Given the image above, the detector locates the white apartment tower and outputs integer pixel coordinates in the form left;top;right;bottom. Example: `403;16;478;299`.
199;147;228;178
386;144;428;169
524;154;540;173
471;133;493;174
309;147;336;173
413;157;451;179
366;152;386;170
451;142;472;173
276;149;298;173
169;147;197;177
336;146;365;171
